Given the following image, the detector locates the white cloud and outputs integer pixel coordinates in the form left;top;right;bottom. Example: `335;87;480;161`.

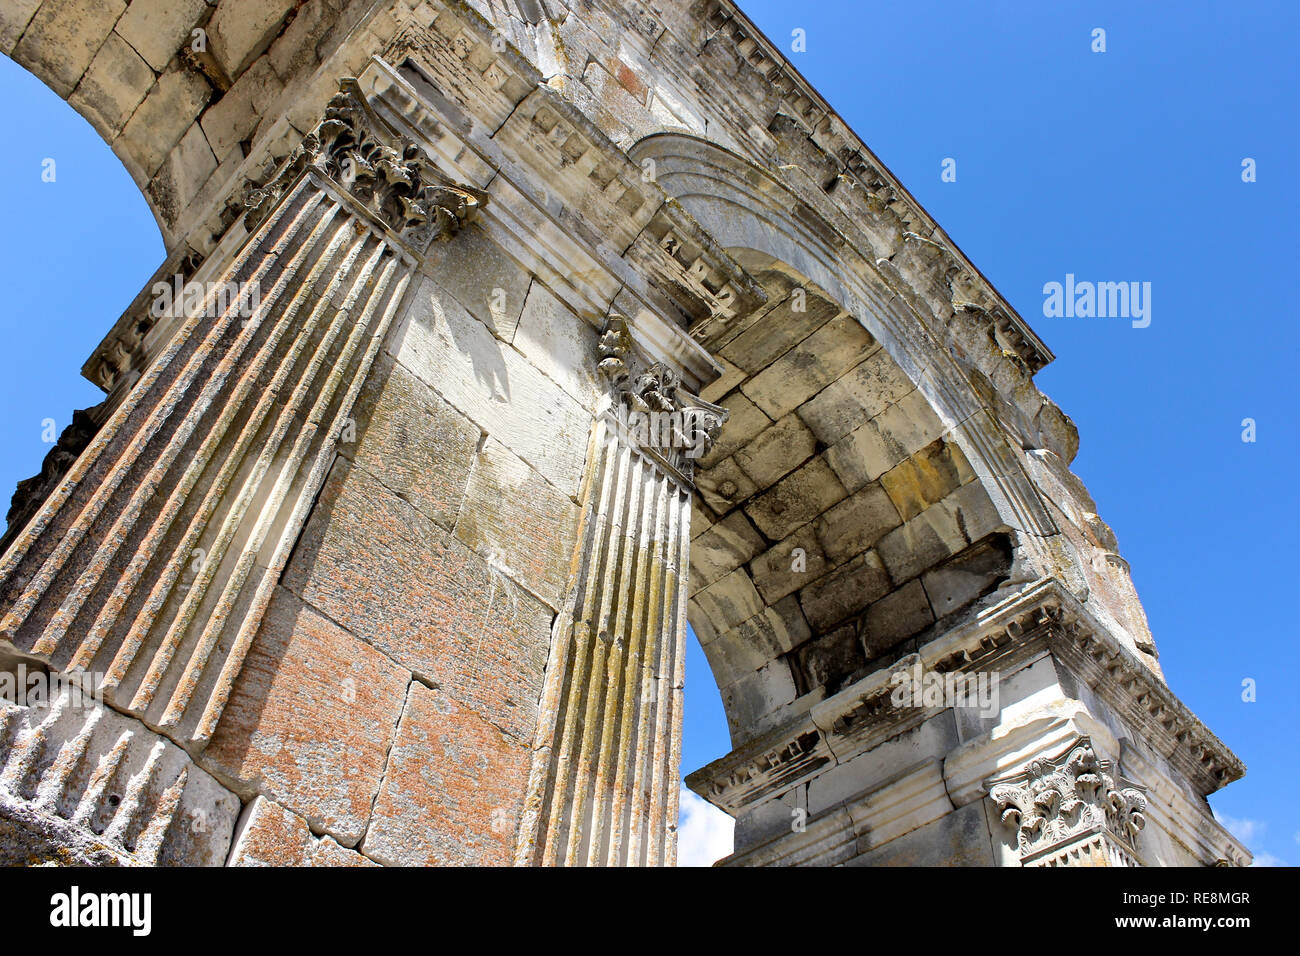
1214;813;1266;845
1251;852;1288;867
676;785;734;867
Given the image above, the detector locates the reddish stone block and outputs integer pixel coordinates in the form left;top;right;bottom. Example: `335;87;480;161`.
206;587;410;846
362;683;530;866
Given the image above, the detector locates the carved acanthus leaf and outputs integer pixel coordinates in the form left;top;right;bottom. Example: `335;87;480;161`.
987;736;1146;861
597;315;728;481
244;78;486;246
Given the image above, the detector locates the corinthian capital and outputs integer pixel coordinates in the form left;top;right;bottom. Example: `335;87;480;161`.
245;78;486;246
987;736;1147;866
597;315;728;482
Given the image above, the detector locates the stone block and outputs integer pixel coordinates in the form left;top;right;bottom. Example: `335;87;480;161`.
798;349;915;445
860;579;934;658
721;660;798;741
699;356;746;404
226;795;312;866
118;66;212;177
813;481;902;565
794;623;866;695
735;412;817;491
283;459;553;743
741;315;877;420
879;437;975;522
362;683;530;866
690;566;764;642
699;391;771;468
13;0;125;98
146;121;217;230
347;354;480;532
453;437;581;609
798;550;891;633
749;525;828;605
394;275;590;497
420;223;534;342
920;535;1012;621
688;510;765;597
208;0;297;78
0;0;41;55
206;587;410;847
114;0;207;72
312;835;380;867
511;280;602;411
694;456;758;516
824;389;948;493
200;58;283;158
67;31;154;138
719;292;840;373
744;455;847;541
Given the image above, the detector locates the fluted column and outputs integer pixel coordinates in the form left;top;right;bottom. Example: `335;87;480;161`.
516;319;724;866
0;78;485;863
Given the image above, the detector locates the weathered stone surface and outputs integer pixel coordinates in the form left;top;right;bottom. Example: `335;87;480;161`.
453;437;581;609
721;660;798;740
813;481;902;565
12;0;125;98
879;438;975;522
114;0;208;72
227;796;313;866
719;292;840;372
695;455;759;517
798;549;892;633
825;389;948;493
875;482;1004;584
860;579;934;657
741;315;877;420
920;536;1012;620
395;275;590;497
749;525;828;605
699;391;772;468
420;223;534;342
206;587;410;847
283;459;552;744
0;0;41;55
744;455;847;541
67;31;154;138
512;280;603;411
794;623;864;694
363;682;529;866
347;354;480;531
798;349;915;445
690;566;764;643
735;412;817;491
688;509;765;596
118;67;212;178
208;0;297;78
199;58;283;159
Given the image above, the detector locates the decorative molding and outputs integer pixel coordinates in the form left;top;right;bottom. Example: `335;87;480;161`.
688;577;1243;819
597;315;728;482
987;736;1146;866
244;77;487;248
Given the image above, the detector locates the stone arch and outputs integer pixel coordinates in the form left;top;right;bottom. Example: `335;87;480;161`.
628;132;1059;746
1;0;395;254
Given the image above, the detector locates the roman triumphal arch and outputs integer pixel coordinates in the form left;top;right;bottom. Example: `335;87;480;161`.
0;0;1245;866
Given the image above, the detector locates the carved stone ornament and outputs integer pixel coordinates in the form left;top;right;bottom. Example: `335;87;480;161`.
597;315;728;481
244;77;487;246
987;736;1147;863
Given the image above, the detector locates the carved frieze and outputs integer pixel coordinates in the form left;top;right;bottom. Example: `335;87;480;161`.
245;78;487;247
987;736;1146;865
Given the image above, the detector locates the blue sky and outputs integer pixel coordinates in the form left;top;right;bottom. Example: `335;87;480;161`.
0;1;1295;868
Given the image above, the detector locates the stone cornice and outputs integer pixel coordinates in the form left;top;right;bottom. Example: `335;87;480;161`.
699;0;1053;373
686;577;1243;816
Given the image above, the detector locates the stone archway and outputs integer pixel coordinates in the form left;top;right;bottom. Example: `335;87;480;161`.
0;0;1247;868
